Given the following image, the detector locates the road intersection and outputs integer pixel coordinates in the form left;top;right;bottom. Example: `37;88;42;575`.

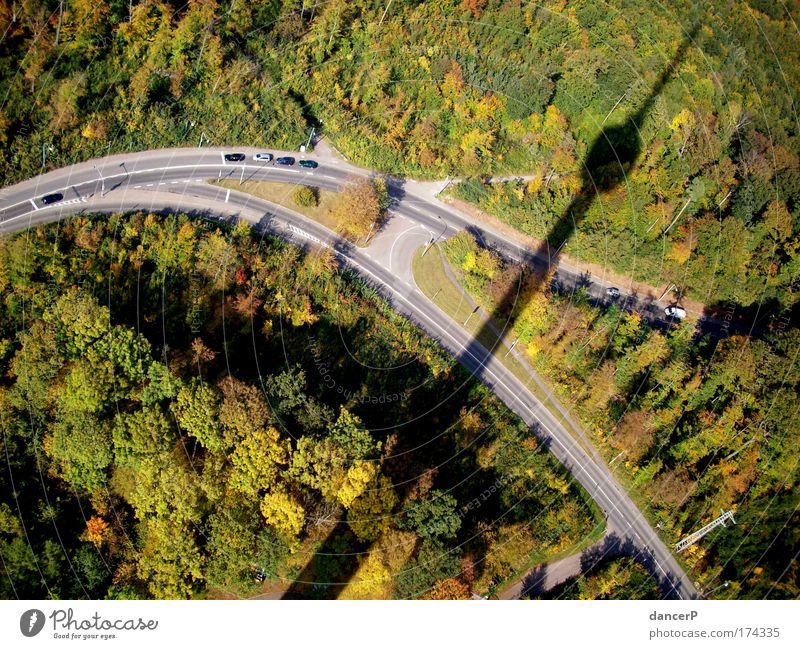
0;146;698;599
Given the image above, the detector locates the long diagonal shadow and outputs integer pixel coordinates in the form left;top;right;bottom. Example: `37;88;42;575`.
278;25;699;601
455;25;699;594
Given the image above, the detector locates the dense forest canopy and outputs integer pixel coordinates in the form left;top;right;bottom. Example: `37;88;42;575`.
0;0;797;600
0;213;600;599
438;230;799;599
0;0;798;310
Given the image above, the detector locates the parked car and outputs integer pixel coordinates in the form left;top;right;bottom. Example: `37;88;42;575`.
253;152;273;162
605;287;621;299
275;156;295;166
298;159;318;169
224;153;246;162
664;305;687;319
41;193;63;205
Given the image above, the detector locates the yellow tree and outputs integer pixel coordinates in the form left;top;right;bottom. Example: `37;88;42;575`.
347;474;398;542
260;489;305;546
333;178;382;239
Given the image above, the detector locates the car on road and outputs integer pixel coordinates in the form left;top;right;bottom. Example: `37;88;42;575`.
298;159;318;169
224;153;246;162
605;287;621;299
41;193;63;205
664;305;687;319
253;152;273;162
275;156;295;166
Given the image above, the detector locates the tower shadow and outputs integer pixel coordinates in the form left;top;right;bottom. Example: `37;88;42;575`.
453;24;700;592
458;23;699;371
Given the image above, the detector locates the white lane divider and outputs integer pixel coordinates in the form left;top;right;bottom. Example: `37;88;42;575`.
29;199;39;211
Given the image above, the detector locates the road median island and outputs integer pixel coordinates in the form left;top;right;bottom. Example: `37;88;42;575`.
411;242;601;461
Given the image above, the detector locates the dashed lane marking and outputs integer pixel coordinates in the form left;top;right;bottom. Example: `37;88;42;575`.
28;199;39;211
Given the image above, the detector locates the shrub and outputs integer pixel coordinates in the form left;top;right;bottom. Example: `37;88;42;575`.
292;185;318;208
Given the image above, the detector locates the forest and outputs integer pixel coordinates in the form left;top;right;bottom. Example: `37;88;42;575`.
0;1;798;314
0;0;797;601
0;213;600;599
438;229;799;599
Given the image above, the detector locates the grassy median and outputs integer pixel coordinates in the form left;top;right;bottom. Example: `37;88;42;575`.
412;243;597;458
211;179;339;231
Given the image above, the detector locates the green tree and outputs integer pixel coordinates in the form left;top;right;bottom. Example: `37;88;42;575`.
292;185;318;207
400;490;462;541
173;381;224;452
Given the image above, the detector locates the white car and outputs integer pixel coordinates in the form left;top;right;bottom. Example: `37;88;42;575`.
253;152;273;162
605;287;621;299
664;305;687;319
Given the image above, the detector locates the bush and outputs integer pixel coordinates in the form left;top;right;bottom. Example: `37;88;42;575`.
292;186;318;208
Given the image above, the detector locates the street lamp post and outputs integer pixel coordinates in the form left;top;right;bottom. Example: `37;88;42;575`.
423;215;447;256
702;581;730;598
304;127;316;151
42;143;53;168
361;222;375;246
504;338;519;358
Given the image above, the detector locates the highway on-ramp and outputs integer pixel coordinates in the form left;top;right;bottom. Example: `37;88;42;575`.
0;147;698;599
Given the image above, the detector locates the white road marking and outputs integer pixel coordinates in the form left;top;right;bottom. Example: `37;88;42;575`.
287;224;322;244
224;189;230;204
220;152;226;166
0;167;693;598
170;180;179;184
1;163;311;214
134;185;141;189
388;224;427;273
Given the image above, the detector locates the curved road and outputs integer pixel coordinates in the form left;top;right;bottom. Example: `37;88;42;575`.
0;146;697;599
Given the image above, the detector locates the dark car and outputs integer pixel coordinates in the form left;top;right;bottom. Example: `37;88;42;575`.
275;156;295;166
605;287;621;299
41;193;63;205
224;153;246;162
298;159;318;169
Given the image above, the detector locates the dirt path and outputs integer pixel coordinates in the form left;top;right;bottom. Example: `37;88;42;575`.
441;195;708;316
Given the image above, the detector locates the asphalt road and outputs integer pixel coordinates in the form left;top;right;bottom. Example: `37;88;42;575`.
0;147;698;599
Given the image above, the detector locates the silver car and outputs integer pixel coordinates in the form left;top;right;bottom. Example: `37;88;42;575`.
253;152;273;162
664;305;687;319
